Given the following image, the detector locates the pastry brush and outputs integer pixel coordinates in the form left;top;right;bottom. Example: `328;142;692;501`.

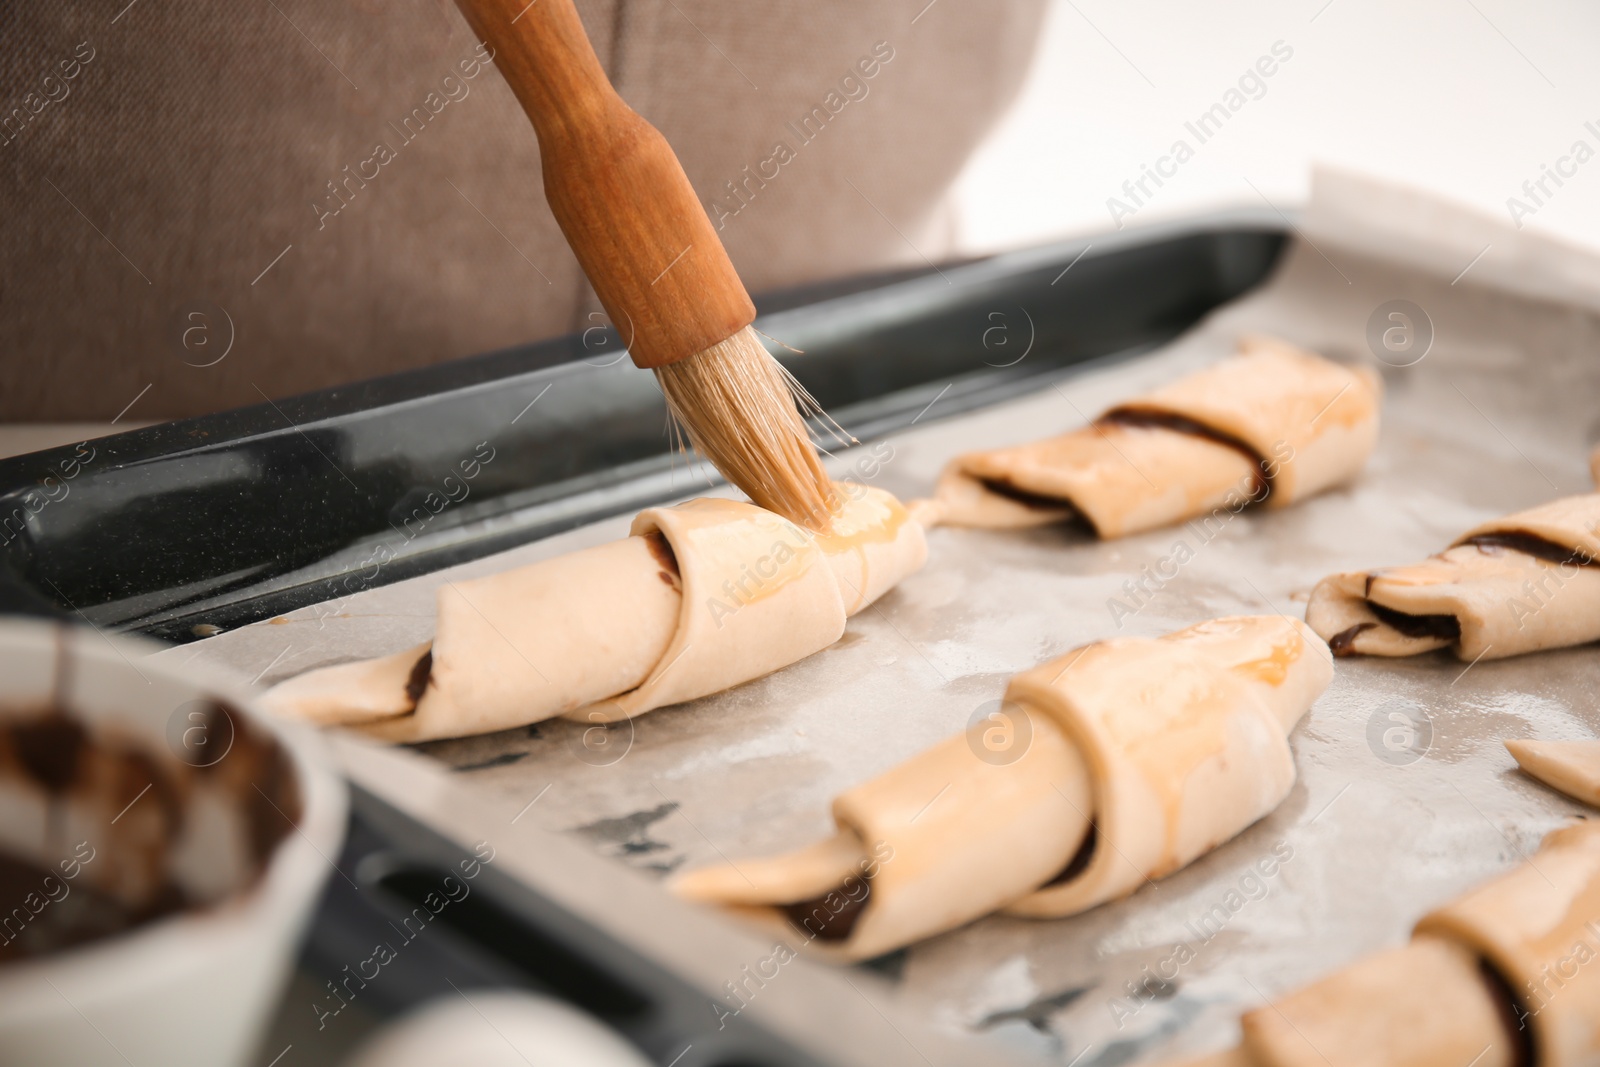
452;0;838;529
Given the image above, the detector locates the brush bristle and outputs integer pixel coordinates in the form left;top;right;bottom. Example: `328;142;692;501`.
655;326;842;530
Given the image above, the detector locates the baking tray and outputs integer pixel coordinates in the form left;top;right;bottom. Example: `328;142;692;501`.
250;732;1046;1067
0;211;1285;643
0;210;1289;1066
252;782;858;1067
19;198;1600;1065
221;225;1599;1064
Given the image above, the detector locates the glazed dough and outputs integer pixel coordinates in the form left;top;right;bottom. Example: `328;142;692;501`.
263;486;927;742
1415;819;1600;1067
1306;493;1600;661
1005;615;1330;918
1505;738;1600;807
1173;819;1600;1067
682;706;1095;962
673;615;1331;960
1231;938;1517;1067
920;335;1381;538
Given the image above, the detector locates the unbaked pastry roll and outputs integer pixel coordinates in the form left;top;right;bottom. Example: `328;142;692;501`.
1306;493;1600;661
1175;818;1600;1067
673;615;1331;960
263;486;927;742
919;336;1381;538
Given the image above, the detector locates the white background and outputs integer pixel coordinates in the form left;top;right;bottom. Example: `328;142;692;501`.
950;0;1600;255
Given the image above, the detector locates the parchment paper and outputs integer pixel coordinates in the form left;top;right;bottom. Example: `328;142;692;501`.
165;170;1600;1064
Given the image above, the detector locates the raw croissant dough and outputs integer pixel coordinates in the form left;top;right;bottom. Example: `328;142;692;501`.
263;486;927;742
1176;819;1600;1067
917;336;1381;538
1306;492;1600;661
673;615;1331;960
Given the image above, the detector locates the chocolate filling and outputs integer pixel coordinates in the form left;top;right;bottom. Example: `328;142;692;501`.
779;874;874;943
1328;622;1375;656
643;530;681;588
1460;531;1596;568
1100;407;1271;497
1475;956;1537;1067
978;409;1278;520
1043;822;1099;888
405;650;433;707
1366;601;1461;642
976;477;1083;516
1329;604;1459;656
1334;531;1594;657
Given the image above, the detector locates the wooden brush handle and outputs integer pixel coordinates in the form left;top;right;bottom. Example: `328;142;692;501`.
453;0;755;369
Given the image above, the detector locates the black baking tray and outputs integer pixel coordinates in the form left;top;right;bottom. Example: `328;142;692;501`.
255;784;841;1067
0;211;1286;646
3;212;1290;1066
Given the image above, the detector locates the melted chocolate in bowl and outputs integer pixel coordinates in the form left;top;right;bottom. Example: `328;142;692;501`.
0;645;302;966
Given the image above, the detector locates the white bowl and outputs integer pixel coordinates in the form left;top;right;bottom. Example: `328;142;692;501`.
341;991;653;1067
0;618;347;1067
